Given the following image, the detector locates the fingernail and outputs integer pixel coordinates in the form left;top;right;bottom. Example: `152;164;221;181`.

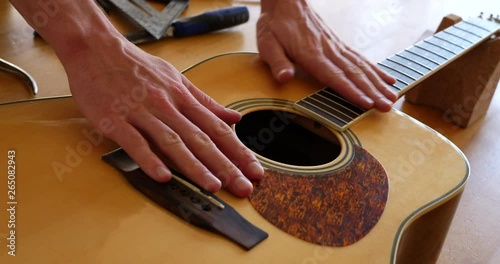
361;96;374;106
156;166;172;181
248;161;264;178
226;108;240;116
382;98;394;105
203;172;221;192
233;177;253;194
277;68;294;82
390;93;399;101
217;171;230;188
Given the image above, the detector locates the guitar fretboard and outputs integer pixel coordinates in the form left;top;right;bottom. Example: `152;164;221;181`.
294;17;500;131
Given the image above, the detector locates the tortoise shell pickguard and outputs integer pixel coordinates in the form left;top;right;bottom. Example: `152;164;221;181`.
248;145;388;247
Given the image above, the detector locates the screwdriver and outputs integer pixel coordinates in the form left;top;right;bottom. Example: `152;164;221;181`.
126;6;250;45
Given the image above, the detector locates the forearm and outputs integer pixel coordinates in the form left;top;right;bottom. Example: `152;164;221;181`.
9;0;122;65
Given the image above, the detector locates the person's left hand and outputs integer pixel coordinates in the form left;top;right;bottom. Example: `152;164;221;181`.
257;0;397;112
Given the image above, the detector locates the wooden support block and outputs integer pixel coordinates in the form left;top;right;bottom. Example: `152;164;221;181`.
405;14;500;128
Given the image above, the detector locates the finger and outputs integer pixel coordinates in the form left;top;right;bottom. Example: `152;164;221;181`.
150;95;256;197
106;118;172;183
340;50;398;111
322;42;394;111
362;63;399;103
257;14;295;83
306;12;396;111
181;103;264;181
185;83;263;197
181;84;265;184
345;46;397;85
296;49;375;109
128;110;222;193
178;96;262;196
181;76;242;124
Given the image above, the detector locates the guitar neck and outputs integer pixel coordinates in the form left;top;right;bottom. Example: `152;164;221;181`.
294;16;500;132
381;17;499;96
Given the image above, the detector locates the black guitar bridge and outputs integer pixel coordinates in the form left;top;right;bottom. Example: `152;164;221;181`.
102;148;268;250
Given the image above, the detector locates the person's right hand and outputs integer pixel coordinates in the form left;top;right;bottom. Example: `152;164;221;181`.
257;0;397;112
63;36;264;198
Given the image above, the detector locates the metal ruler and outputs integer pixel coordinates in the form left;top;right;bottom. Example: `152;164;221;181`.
107;0;189;39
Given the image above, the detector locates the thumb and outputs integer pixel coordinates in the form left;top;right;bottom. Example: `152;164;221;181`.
257;15;295;83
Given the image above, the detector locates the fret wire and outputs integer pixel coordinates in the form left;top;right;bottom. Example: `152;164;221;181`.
384;58;425;77
378;62;417;80
319;87;365;113
476;20;500;32
393;79;407;89
306;97;354;124
310;94;359;119
462;20;493;34
395;53;433;71
433;35;468;49
403;49;441;66
377;64;411;85
428;35;467;51
473;18;500;31
296;101;345;127
390;84;402;92
413;45;449;60
320;88;365;114
441;30;475;44
423;39;458;55
443;27;482;44
314;93;362;117
313;94;360;119
298;100;348;126
452;25;484;38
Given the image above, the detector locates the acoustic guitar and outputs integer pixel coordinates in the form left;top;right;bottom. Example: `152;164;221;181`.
0;16;498;264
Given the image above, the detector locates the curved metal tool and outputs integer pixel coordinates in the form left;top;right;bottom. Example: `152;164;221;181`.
0;58;38;95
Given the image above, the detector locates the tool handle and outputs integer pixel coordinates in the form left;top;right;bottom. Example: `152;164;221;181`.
172;6;249;37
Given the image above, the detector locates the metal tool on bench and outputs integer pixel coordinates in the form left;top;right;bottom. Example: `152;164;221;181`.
125;6;250;44
104;0;249;44
0;58;38;95
107;0;189;39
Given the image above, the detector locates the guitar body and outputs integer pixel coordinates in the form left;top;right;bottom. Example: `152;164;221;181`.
0;53;468;264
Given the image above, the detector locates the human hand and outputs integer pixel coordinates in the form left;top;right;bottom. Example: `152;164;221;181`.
10;0;264;197
257;0;397;111
64;37;263;197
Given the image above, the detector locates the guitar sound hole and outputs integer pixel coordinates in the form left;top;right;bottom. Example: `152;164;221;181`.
235;110;341;166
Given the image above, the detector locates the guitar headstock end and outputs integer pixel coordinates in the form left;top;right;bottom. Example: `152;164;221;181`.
480;12;500;23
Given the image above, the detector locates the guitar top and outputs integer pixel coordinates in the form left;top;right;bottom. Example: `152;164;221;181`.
0;52;468;263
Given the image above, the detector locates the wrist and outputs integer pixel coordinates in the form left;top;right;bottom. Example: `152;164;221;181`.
52;21;125;67
11;0;125;66
43;5;124;66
